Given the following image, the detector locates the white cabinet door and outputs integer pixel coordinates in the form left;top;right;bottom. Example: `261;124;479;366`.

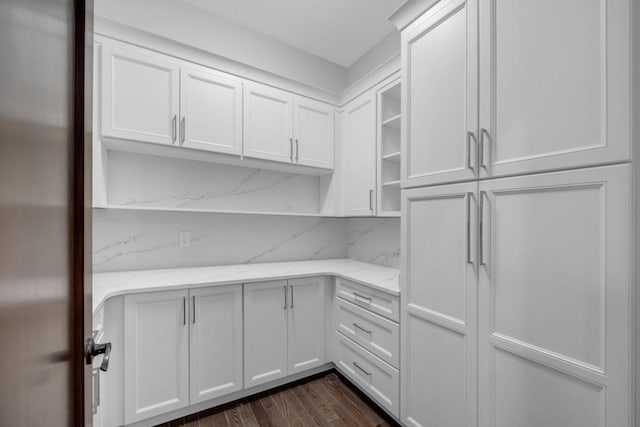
293;97;335;169
342;93;377;216
401;182;478;427
478;0;631;178
243;83;293;163
180;66;243;155
123;290;189;424
189;285;243;404
287;277;325;374
401;0;478;188
101;43;180;146
244;280;289;388
478;165;631;427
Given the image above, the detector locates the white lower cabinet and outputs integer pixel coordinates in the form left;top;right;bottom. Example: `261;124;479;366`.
244;277;326;388
189;285;243;404
123;290;189;424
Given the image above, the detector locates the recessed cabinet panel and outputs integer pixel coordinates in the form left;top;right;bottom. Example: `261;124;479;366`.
189;285;243;404
402;0;478;187
180;67;242;155
293;98;334;169
123;290;189;424
243;84;293;164
479;0;631;177
102;44;179;146
287;277;325;374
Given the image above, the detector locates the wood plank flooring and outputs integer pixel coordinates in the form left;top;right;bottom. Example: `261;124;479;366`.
156;371;398;427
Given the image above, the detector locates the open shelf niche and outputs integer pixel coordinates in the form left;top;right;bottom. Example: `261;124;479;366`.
377;80;402;216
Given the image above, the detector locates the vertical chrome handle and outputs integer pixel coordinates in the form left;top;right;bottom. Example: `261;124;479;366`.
290;138;294;162
180;117;186;144
295;139;299;162
171;115;177;142
283;285;287;310
192;296;196;324
479;128;490;169
290;285;294;309
369;189;374;212
92;368;100;415
467;131;476;172
182;297;186;325
479;191;486;266
466;192;473;265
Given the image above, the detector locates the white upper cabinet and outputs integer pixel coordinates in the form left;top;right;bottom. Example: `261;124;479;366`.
293;97;335;169
189;285;243;404
342;92;377;216
179;66;243;155
243;83;295;164
478;0;631;177
401;0;478;188
102;43;180;146
123;290;189;424
287;277;326;374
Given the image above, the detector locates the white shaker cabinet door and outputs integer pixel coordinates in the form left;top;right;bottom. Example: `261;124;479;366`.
287;277;325;374
243;83;294;164
342;93;377;216
292;97;335;170
123;290;189;424
244;280;289;388
101;43;180;146
401;181;478;427
478;0;631;177
189;285;243;404
180;66;243;155
401;0;479;188
478;165;631;427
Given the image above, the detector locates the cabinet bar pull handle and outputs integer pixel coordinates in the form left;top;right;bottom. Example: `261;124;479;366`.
479;191;487;266
467;131;476;172
353;323;372;334
352;361;372;376
353;292;372;306
295;139;299;162
479;128;490;169
182;297;186;325
172;115;177;142
283;285;288;310
192;296;196;324
467;192;472;265
290;138;294;162
290;285;294;309
180;117;186;144
369;190;374;212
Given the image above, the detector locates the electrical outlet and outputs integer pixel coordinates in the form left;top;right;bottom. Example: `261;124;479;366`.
179;231;190;248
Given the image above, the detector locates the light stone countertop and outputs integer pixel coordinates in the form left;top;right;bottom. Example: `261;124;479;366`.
93;258;400;314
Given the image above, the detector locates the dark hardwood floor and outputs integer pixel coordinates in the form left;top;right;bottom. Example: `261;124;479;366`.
156;371;398;427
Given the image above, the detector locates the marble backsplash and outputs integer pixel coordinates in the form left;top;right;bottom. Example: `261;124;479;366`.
93;211;401;273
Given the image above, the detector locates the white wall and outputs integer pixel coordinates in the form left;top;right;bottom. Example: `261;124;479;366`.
94;0;348;93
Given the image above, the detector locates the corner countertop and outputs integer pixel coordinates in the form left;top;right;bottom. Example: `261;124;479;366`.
92;259;400;314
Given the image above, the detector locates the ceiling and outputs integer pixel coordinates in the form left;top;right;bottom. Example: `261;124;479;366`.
178;0;406;67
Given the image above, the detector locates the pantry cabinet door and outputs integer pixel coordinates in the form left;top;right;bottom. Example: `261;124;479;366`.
101;43;180;146
478;0;631;178
123;290;189;424
401;0;479;188
478;165;631;427
244;280;289;388
189;285;243;404
180;66;243;155
342;93;377;216
243;84;294;164
287;277;326;374
401;181;478;427
292;97;335;169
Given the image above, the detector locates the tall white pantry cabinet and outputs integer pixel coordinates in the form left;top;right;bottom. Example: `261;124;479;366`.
393;0;638;426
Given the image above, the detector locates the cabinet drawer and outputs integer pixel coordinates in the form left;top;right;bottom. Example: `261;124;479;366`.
336;278;399;322
336;299;399;368
335;332;399;417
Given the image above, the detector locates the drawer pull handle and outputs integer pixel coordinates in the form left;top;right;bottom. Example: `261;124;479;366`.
353;292;372;305
352;361;372;376
353;323;372;335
